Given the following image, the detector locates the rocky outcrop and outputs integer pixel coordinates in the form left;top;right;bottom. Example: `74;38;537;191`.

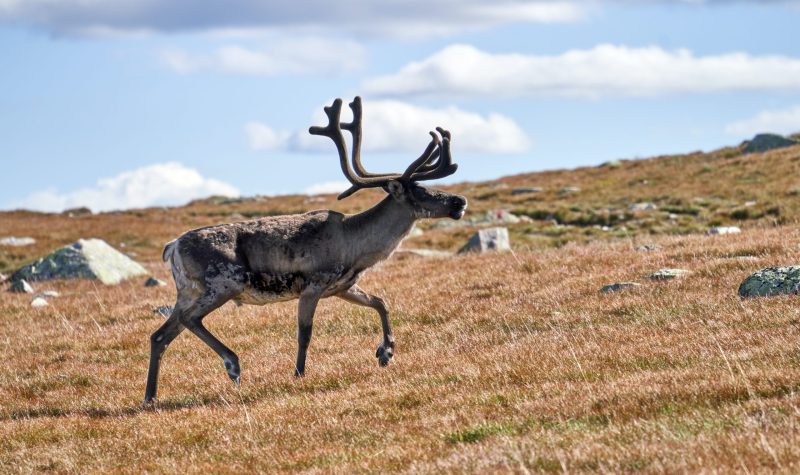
742;134;799;154
458;227;511;254
10;238;147;285
738;266;800;297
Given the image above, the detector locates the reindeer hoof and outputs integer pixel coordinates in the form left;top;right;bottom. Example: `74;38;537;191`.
376;344;394;367
224;359;241;385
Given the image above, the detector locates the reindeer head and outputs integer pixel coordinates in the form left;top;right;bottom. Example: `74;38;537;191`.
309;96;468;220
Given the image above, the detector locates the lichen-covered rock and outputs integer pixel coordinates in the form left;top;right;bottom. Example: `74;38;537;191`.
600;282;642;293
10;238;147;285
649;268;691;280
458;227;511;254
738;266;800;297
9;279;34;293
742;134;799;154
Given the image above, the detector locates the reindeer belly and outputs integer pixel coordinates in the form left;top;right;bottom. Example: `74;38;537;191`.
236;272;305;305
235;269;360;305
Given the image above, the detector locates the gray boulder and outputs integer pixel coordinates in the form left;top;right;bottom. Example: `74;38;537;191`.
10;238;147;285
600;282;642;293
458;227;510;254
9;279;34;293
742;134;799;154
738;266;800;297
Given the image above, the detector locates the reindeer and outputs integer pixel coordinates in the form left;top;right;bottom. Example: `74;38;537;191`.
144;96;467;403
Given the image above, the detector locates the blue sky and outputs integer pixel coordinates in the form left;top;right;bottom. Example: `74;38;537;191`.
1;1;800;212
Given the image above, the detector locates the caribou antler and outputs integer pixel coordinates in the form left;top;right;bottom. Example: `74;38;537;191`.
309;96;458;200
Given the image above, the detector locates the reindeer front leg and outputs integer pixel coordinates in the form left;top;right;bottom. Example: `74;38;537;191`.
295;289;323;377
337;285;394;367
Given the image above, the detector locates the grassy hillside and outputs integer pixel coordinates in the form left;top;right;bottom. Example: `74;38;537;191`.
1;142;800;472
2;141;799;273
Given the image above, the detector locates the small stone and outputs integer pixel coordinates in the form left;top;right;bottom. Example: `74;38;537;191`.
0;273;7;283
708;226;741;235
636;245;660;252
31;297;49;307
744;201;757;207
511;187;544;195
649;269;691;280
144;277;167;287
629;202;658;211
477;209;520;224
397;248;453;258
408;226;424;237
0;236;36;246
738;266;800;297
600;282;642;293
63;207;92;217
35;290;60;298
9;279;34;293
458;227;511;254
600;160;623;168
153;305;173;318
559;186;581;194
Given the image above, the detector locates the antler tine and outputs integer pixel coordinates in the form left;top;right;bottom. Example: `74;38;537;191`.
341;97;401;179
408;127;458;182
309;97;401;200
400;131;440;180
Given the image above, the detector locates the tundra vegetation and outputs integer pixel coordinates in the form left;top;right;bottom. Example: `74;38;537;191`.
1;141;800;472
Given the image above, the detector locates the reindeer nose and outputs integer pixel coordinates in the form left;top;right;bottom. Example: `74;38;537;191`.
451;195;467;208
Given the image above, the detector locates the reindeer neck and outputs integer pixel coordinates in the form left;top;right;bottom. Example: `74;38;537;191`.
343;195;416;265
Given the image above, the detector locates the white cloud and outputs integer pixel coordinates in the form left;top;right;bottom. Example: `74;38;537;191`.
304;181;351;195
248;100;531;154
725;105;800;137
0;0;583;38
245;122;291;150
13;162;240;212
363;44;800;99
161;37;366;76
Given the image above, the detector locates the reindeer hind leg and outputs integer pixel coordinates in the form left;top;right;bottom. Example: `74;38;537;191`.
144;307;185;404
178;291;242;385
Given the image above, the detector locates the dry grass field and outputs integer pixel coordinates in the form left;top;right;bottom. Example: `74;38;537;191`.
2;142;800;472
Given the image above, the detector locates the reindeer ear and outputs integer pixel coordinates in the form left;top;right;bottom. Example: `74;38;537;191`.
386;180;404;200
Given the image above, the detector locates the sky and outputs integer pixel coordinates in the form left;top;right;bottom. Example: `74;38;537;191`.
1;0;800;212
